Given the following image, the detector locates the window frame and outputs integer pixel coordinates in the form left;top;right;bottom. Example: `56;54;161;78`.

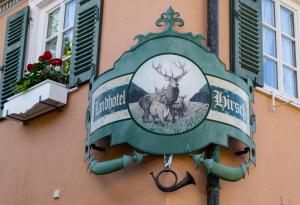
26;0;74;71
44;0;75;61
258;0;300;108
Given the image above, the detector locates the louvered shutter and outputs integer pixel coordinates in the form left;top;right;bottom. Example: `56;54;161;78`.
0;7;29;115
231;0;263;87
69;0;103;87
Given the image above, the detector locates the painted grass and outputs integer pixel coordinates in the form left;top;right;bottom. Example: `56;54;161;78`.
129;101;209;134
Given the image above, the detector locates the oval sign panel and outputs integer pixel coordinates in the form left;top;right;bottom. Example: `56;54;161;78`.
128;54;210;135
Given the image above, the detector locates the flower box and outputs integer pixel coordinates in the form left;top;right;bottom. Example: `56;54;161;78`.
2;80;68;121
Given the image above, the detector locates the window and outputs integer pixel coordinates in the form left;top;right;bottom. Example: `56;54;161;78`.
26;0;76;75
0;0;102;118
27;0;102;87
45;0;75;72
262;0;299;98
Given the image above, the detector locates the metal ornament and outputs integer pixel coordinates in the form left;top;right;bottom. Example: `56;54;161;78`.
156;7;184;31
151;155;196;192
85;7;256;192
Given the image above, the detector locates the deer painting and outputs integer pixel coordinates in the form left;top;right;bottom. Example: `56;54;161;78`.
172;95;187;118
129;54;210;135
149;100;170;126
139;61;188;124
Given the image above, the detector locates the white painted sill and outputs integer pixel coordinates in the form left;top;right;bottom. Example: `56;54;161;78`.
2;79;72;121
255;86;300;110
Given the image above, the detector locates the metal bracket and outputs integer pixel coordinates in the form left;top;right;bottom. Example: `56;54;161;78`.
235;147;249;156
164;155;173;170
5;110;30;125
38;96;62;111
90;144;105;152
5;96;63;125
6;110;26;122
272;91;292;111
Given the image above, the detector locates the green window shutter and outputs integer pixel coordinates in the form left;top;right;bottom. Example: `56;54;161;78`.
0;7;29;115
231;0;263;87
69;0;103;87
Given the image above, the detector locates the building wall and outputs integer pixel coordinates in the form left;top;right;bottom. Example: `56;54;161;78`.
0;0;299;205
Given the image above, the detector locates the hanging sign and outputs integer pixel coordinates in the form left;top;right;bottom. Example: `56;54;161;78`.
85;7;256;186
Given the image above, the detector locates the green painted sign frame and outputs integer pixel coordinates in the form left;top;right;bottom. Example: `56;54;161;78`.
85;7;256;180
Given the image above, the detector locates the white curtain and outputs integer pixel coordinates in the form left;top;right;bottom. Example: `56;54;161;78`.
262;0;275;26
282;37;296;67
283;66;297;97
280;7;294;37
263;27;276;57
263;57;277;88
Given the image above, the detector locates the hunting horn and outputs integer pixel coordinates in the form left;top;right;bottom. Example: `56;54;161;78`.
150;169;196;192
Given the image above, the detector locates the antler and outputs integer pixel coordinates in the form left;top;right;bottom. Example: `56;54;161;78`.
152;62;172;80
173;61;188;81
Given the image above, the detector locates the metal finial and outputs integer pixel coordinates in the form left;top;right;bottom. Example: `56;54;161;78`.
156;7;184;31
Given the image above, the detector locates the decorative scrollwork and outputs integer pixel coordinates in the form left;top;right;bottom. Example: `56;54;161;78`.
131;7;207;51
156;7;184;31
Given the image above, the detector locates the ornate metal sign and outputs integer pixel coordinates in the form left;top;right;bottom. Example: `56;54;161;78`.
85;7;256;192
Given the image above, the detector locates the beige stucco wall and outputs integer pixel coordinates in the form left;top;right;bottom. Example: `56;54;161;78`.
0;0;300;205
220;91;300;205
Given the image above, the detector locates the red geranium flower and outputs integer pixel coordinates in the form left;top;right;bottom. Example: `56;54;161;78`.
43;51;52;60
38;55;46;62
27;63;35;71
49;58;63;66
56;58;63;66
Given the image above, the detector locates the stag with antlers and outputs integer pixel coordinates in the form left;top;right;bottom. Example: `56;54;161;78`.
138;60;188;124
